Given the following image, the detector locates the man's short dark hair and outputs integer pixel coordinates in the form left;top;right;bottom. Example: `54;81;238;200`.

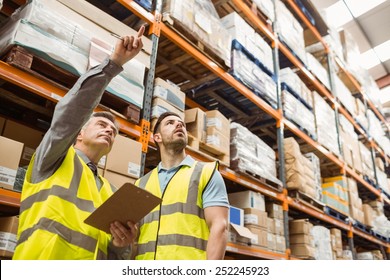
153;112;182;135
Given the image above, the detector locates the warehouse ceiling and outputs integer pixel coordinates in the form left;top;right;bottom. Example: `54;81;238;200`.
311;0;390;90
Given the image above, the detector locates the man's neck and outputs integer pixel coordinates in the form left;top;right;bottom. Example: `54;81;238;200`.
160;149;186;170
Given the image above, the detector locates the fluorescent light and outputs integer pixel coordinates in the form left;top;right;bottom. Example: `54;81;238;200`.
360;49;381;69
374;40;390;62
325;1;353;28
344;0;386;18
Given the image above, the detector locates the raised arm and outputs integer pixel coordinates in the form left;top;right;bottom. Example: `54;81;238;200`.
31;26;145;183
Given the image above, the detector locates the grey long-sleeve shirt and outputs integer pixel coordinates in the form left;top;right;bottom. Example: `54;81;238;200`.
29;58;129;259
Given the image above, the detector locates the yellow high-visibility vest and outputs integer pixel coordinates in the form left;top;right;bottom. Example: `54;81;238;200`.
13;147;113;260
135;161;218;260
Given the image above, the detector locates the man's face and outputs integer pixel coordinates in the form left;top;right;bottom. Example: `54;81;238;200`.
154;115;187;150
78;117;117;155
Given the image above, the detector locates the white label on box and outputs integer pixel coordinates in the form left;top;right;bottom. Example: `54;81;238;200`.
0;166;17;187
276;235;282;242
0;232;17;252
127;162;140;177
98;156;107;168
207;118;222;129
244;214;258;225
153;86;168;100
22;147;36;161
206;135;220;146
267;233;273;242
195;12;212;34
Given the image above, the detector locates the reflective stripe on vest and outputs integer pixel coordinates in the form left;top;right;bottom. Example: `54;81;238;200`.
13;148;112;260
136;161;218;259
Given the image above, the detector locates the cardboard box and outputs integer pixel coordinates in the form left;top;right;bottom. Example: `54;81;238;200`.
2;120;44;167
0;216;19;258
267;217;275;233
153;78;185;111
362;204;375;227
206;110;230;135
290;244;315;258
104;135;142;178
151;97;185;124
0;136;24;190
275;235;286;253
274;218;284;236
103;170;136;190
185;108;206;142
229;205;244;226
228;190;265;211
265;202;283;220
244;208;267;229
289;233;313;245
202;127;230;156
246;225;268;248
267;232;276;251
228;223;256;245
289;219;313;234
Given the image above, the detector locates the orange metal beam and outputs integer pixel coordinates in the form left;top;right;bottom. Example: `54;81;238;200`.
287;197;350;230
352;228;389;248
160;23;282;121
232;0;275;42
0;189;21;208
219;167;285;202
285;0;329;53
0;61;142;140
117;0;155;24
185;97;208;111
376;74;390;89
226;243;288;260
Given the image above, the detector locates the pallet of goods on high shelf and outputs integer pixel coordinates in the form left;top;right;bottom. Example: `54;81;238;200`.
338;115;364;174
354;98;369;133
313;91;340;156
221;11;274;74
375;157;390;195
365;200;390;241
212;0;275;26
367;110;390;157
345;177;365;226
230;122;282;191
162;0;231;68
305;52;331;91
333;74;357;117
358;142;376;185
322;176;350;221
274;0;307;65
230;39;277;108
284;137;322;202
0;0;150;123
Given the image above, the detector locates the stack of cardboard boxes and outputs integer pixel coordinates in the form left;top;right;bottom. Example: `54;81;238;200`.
265;202;286;253
284;137;320;200
151;77;186;130
330;228;343;260
289;219;315;259
0;216;19;259
347;177;364;224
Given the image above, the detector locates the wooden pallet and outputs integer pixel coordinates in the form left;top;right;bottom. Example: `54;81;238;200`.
2;45;141;123
324;206;349;223
229;160;283;192
288;190;324;212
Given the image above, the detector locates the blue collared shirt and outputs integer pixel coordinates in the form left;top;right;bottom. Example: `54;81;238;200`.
157;155;229;208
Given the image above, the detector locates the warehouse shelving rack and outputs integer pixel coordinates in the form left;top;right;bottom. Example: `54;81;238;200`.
0;0;389;259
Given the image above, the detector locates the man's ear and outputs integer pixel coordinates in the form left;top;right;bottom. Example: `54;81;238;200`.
153;133;162;144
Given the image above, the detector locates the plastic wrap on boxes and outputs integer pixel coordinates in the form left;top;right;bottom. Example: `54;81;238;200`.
282;89;316;139
334;75;356;116
313;91;340;155
304;153;322;201
230;122;281;186
376;169;390;193
280;68;313;107
367;110;390;156
231;40;277;108
162;0;231;67
252;0;275;22
274;0;306;65
311;226;333;260
306;53;330;90
359;142;375;180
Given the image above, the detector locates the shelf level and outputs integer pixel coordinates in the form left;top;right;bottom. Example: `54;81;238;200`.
226;243;288;260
